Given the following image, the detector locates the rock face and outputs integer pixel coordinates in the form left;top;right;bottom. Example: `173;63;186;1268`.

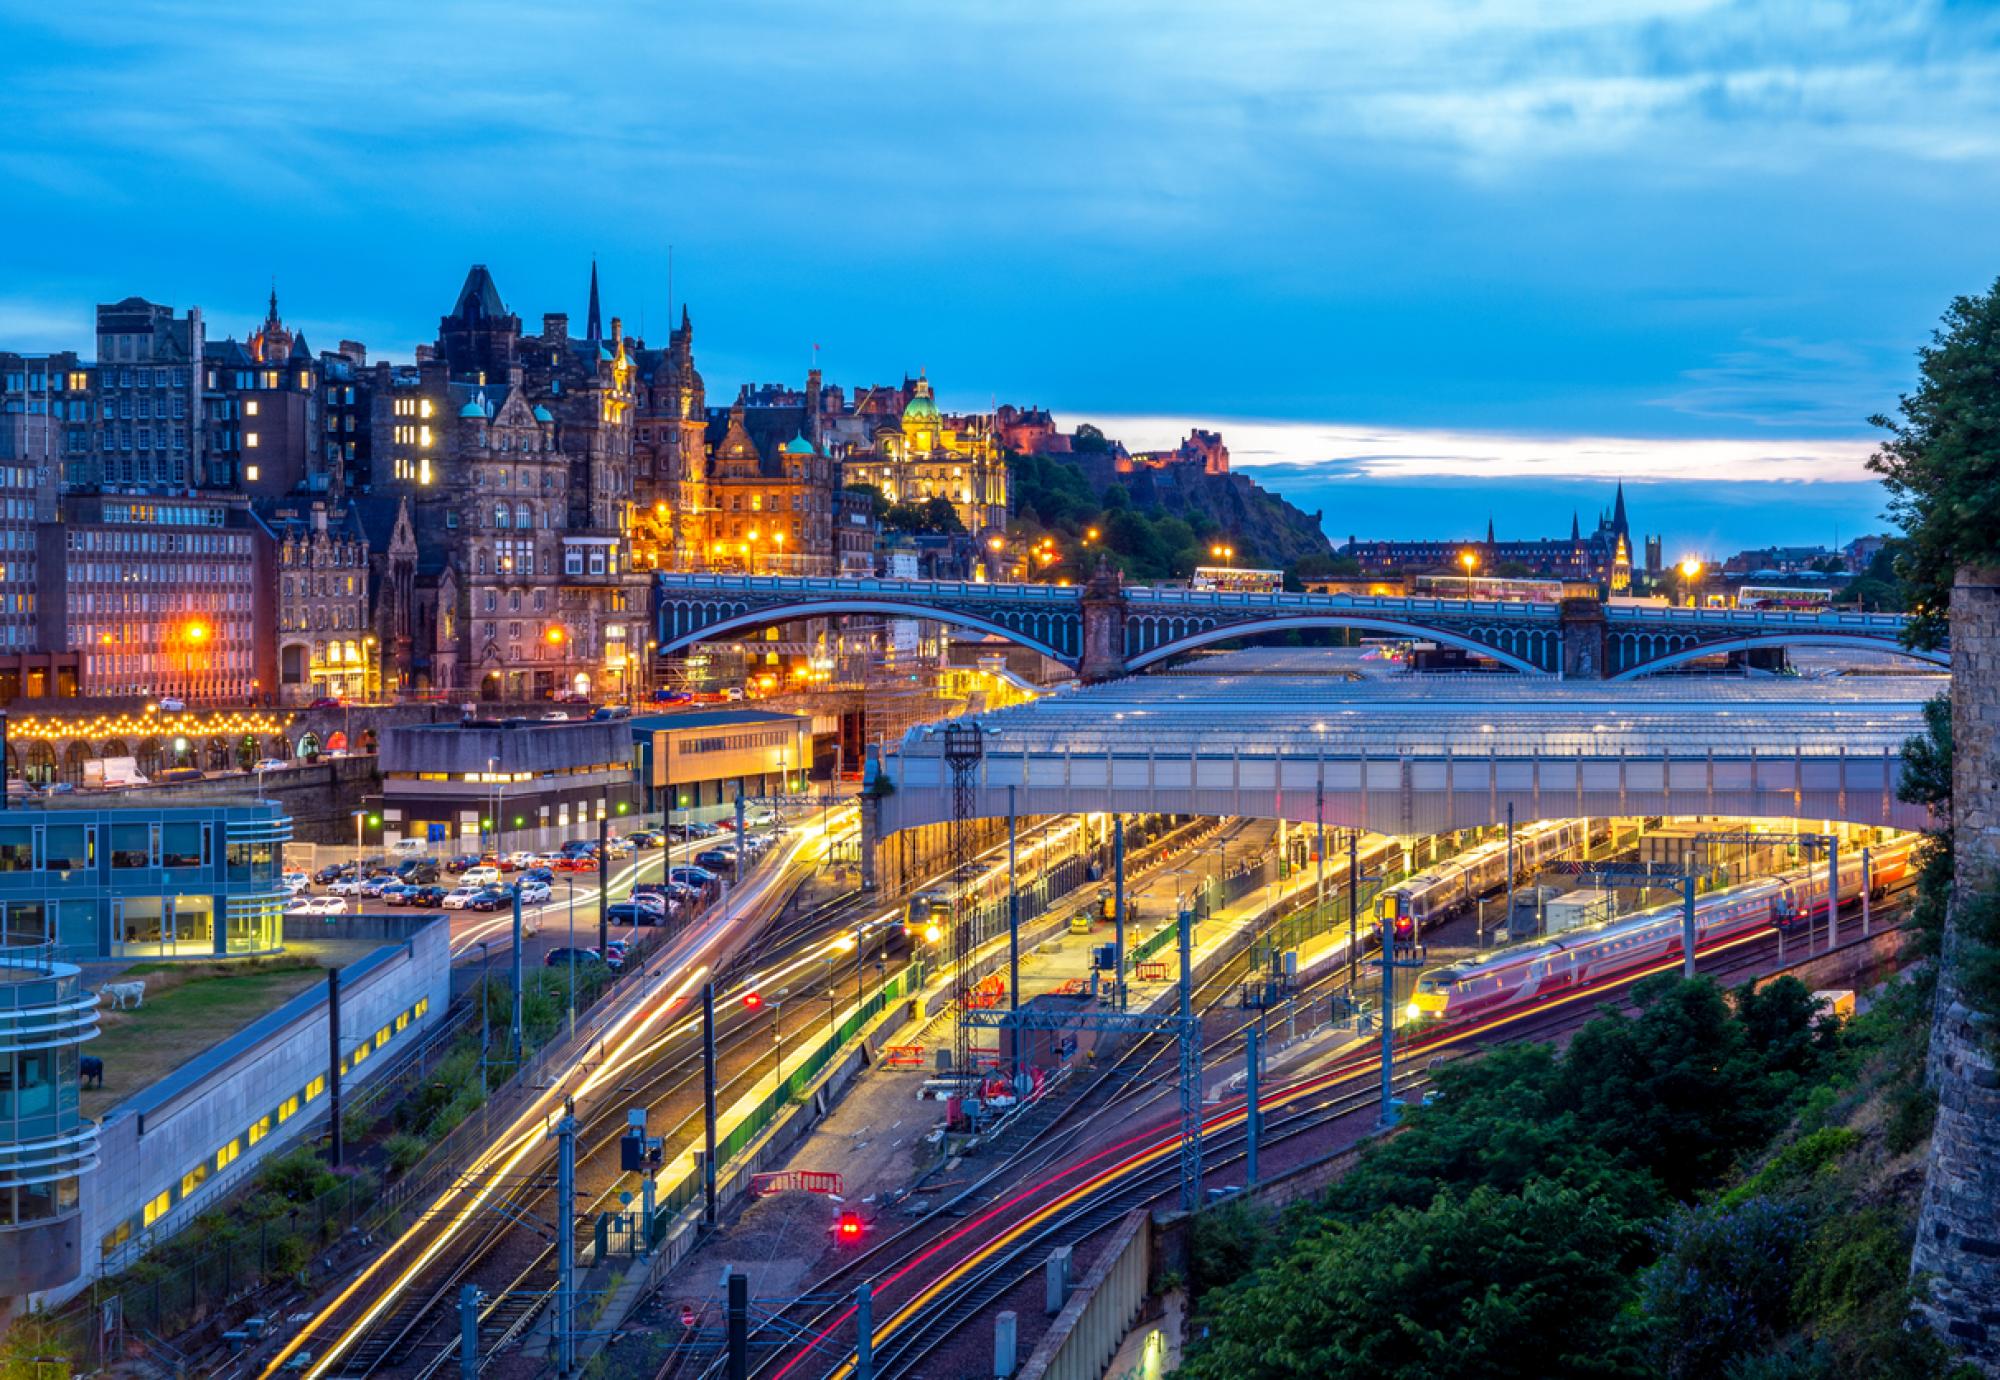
1912;566;2000;1374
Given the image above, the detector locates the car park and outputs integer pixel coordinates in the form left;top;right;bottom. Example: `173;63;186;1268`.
554;855;598;873
467;887;511;912
605;901;653;927
670;866;718;887
408;885;449;908
522;866;555;886
380;884;417;905
444;854;480;874
329;875;368;896
694;849;735;872
358;874;398;897
283;898;314;915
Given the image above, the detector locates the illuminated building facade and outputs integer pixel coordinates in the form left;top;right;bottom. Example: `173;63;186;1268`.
266;501;375;705
631;307;708;570
43;494;273;704
833;372;1008;534
1338;483;1638;593
697;399;838;574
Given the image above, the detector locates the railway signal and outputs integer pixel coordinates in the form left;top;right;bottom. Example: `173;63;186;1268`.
834;1209;864;1244
741;990;763;1011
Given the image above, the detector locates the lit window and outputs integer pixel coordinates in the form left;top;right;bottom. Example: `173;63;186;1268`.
180;1163;208;1197
244;400;259;417
247;1114;272;1145
245;433;259;448
277;1094;301;1122
246;466;260;482
215;1139;240;1171
305;1074;326;1100
142;1190;172;1227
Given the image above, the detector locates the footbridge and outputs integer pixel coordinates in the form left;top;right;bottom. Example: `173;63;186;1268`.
863;671;1943;844
654;572;1939;680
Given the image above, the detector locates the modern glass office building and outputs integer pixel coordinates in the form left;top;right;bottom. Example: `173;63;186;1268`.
0;799;290;961
0;941;99;1293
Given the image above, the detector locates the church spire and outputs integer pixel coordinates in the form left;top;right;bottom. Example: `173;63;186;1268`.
1486;515;1495;545
1571;510;1581;542
585;259;602;345
1612;479;1629;539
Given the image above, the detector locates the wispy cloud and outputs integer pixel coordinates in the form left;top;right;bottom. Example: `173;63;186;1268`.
1095;415;1877;485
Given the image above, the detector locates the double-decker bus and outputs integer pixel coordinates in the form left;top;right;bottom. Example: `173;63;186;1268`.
1736;585;1833;612
1191;565;1284;594
1410;573;1568;603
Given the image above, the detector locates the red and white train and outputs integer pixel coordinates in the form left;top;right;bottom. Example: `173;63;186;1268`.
1374;819;1594;945
1406;838;1916;1024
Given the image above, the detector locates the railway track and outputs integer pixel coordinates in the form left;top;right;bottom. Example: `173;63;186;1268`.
244;812;1187;1380
718;881;1908;1380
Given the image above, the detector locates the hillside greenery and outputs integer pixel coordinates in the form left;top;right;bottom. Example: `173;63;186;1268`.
1182;974;1969;1380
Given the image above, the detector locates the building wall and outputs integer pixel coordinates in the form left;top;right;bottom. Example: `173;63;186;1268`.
69;920;450;1299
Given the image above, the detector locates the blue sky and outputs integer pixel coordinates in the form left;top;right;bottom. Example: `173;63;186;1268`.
3;0;1997;553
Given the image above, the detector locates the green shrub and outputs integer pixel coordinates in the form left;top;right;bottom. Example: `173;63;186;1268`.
383;1133;428;1174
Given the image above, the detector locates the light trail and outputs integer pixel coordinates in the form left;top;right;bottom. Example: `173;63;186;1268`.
790;923;1783;1380
259;828;826;1380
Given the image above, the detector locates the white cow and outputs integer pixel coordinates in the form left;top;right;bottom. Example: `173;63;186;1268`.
98;980;145;1010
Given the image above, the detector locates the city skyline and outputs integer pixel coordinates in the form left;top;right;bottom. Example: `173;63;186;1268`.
4;0;1996;552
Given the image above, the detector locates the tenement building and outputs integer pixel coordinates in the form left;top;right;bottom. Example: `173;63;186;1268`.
265;500;374;705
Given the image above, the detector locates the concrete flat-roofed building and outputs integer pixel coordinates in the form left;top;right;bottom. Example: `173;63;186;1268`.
0;799;288;962
378;717;640;849
630;707;812;811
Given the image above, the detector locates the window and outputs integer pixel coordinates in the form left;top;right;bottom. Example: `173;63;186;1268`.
495;504;511;529
180;1163;208;1197
142;1190;171;1227
304;1074;326;1101
247;1114;272;1145
244;400;259;417
277;1094;300;1122
0;827;30;872
109;823;150;869
565;548;583;576
215;1138;240;1171
245;465;259;482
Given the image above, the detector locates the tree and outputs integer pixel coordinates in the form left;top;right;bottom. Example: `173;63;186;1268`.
880;496;964;536
842;482;889;523
1868;279;2000;649
1071;422;1110;454
1185;1180;1647;1380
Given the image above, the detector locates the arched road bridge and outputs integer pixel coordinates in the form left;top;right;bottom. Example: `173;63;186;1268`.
857;674;1942;881
655;572;1941;681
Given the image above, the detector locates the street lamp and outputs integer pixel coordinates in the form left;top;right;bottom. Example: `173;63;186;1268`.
1678;557;1704;607
1459;550;1478;576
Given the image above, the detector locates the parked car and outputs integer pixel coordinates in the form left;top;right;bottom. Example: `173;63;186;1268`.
516;880;552;905
590;706;630;721
694;850;735;872
442;886;481;910
540;711;570;722
505;850;539;869
467;887;511;912
305;896;346;915
157;766;205;783
283;898;315;915
329;875;368;896
308;696;346;710
463;865;501;887
252;757;290;773
544;946;601;968
557;691;593;705
651;689;692;704
408;885;449;908
522;866;556;886
554;856;598;874
380;884;417;906
281;870;310;889
313;864;348;886
397;862;441;885
358;874;398;897
670;866;718;887
444;854;481;874
605;901;653;927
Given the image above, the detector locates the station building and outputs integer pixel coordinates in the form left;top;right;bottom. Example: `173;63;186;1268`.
0;798;288;961
629;707;812;813
376;717;640;850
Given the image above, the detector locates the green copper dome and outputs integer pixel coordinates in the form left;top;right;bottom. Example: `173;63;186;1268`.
783;432;816;455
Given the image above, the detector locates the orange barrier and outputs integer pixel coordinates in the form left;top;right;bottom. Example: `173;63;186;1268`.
751;1170;844;1197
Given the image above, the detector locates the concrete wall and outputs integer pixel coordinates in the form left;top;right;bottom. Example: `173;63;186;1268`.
1017;1209;1152;1380
381;719;630;776
56;917;451;1302
122;756;379;843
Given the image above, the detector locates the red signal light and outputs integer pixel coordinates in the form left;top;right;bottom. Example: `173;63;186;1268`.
741;991;762;1011
835;1210;863;1243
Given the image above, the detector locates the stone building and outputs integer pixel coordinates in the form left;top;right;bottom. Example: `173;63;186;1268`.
631;307;709;570
81;297;204;492
201;290;323;499
697;394;839;575
265;501;373;704
829;372;1008;536
353;264;650;702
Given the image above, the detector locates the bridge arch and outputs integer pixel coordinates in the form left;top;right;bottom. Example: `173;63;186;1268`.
657;600;1074;665
1612;633;1950;680
1124;614;1548;675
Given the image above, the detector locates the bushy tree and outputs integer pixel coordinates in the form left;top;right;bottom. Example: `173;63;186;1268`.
1868;278;2000;648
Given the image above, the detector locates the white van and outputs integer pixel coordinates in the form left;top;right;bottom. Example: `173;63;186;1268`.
389;838;427;857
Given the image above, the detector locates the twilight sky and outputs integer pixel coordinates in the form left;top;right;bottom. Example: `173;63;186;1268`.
4;0;1997;553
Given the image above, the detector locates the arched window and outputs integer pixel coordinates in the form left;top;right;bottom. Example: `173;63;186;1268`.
495;504;511;529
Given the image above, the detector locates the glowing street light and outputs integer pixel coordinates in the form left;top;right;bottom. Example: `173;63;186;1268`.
1459;550;1478;575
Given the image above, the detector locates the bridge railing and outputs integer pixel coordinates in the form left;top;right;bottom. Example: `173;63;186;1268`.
653;573;1075;602
1610;604;1912;631
1126;587;1557;618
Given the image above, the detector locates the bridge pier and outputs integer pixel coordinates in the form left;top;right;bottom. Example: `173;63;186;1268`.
1080;561;1128;683
1559;597;1608;679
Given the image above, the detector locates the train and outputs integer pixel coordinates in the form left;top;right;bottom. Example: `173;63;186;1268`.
1373;819;1593;944
1407;837;1917;1025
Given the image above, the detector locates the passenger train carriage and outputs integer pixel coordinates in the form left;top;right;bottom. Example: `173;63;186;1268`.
1373;819;1593;945
1408;839;1915;1024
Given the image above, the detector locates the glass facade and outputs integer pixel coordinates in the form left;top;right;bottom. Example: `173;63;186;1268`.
0;944;98;1235
0;801;290;962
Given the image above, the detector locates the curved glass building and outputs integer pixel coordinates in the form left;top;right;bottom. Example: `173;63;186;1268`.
0;942;98;1293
